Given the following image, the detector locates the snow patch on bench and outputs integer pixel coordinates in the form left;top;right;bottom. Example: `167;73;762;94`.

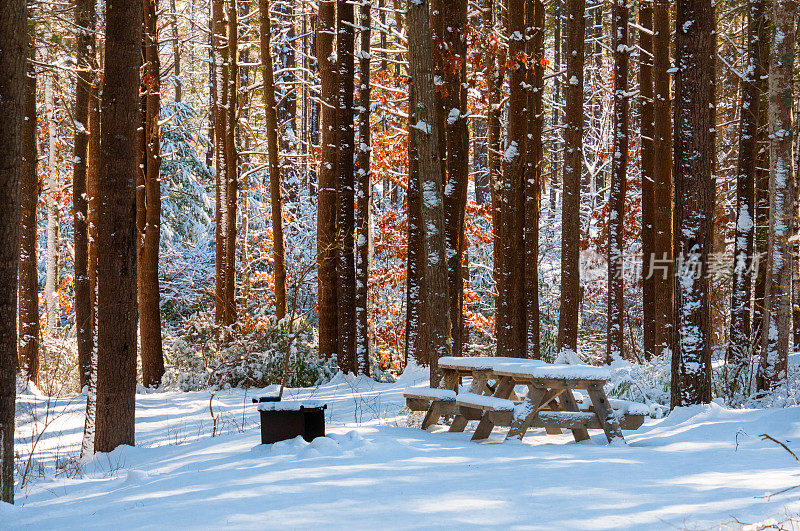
403;386;457;401
493;362;611;381
456;392;515;411
438;356;546;371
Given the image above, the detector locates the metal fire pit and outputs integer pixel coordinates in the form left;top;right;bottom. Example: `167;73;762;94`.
253;396;327;444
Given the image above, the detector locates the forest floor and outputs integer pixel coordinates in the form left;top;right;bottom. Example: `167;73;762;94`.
4;368;800;530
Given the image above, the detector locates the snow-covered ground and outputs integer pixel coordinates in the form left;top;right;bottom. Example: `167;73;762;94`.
4;369;800;530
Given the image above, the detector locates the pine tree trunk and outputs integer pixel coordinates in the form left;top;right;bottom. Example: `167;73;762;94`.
0;0;26;503
760;0;796;391
74;0;97;385
316;0;340;360
94;0;141;452
671;0;714;408
19;28;40;385
355;0;372;375
45;72;60;336
498;0;527;359
485;0;504;292
260;0;288;320
405;80;429;368
442;0;469;357
556;0;585;357
652;0;673;360
336;0;357;373
275;0;298;198
728;0;763;388
607;0;629;364
640;0;656;362
407;0;451;380
171;0;181;102
525;0;544;359
212;0;229;325
138;0;164;388
224;0;238;325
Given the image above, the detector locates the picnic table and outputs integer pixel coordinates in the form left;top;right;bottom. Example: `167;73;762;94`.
404;356;646;444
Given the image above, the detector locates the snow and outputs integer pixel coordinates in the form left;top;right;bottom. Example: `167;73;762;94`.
403;385;456;401
456;391;515;411
256;400;326;411
7;376;800;529
438;355;545;371
493;361;612;381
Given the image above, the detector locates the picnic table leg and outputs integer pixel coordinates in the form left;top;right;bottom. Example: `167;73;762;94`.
558;389;590;442
421;401;443;430
470;375;516;441
586;383;625;444
505;388;546;440
440;370;459;392
449;370;491;432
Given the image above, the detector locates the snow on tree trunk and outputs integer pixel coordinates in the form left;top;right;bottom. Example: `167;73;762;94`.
45;71;60;337
407;0;452;381
671;0;714;407
640;0;656;361
728;0;764;391
336;0;357;374
355;0;372;376
760;0;796;391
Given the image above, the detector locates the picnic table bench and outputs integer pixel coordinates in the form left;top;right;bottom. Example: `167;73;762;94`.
404;356;646;444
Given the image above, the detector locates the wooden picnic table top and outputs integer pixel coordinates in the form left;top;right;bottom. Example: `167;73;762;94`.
438;356;611;383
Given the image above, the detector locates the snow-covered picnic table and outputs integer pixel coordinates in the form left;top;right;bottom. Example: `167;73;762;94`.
404;356;645;444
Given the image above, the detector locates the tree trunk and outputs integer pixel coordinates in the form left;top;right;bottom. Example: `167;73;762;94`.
556;0;585;357
19;27;40;385
607;0;629;364
224;0;238;325
525;0;544;359
74;0;97;385
138;0;164;388
407;0;451;380
336;0;357;373
212;0;229;325
171;0;181;102
355;0;372;375
0;0;25;503
443;0;469;357
485;0;504;292
652;0;673;360
94;0;141;452
45;72;60;336
260;0;288;320
760;0;796;391
727;0;764;389
316;0;339;360
671;0;714;408
498;0;527;359
640;0;656;362
405;80;429;367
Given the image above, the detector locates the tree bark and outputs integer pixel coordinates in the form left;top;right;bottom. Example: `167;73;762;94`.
19;27;40;385
525;0;544;359
74;0;97;385
260;0;288;320
442;0;469;357
0;0;26;503
652;0;673;360
607;0;629;364
727;0;764;388
45;72;60;336
671;0;714;407
213;0;230;325
760;0;796;391
355;0;372;375
640;0;656;362
224;0;239;325
407;0;451;380
316;0;339;360
556;0;585;357
94;0;141;452
138;0;164;388
336;0;357;373
498;0;527;359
